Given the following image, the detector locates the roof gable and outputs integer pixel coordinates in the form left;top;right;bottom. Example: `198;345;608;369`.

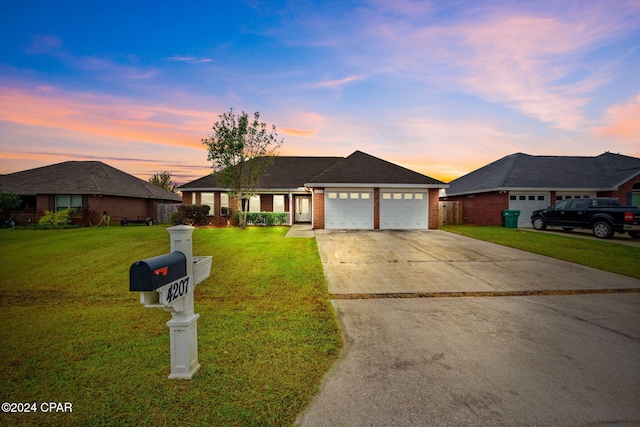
306;151;445;186
0;161;182;201
446;152;640;196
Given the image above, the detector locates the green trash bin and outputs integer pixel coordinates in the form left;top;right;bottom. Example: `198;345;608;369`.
503;210;520;229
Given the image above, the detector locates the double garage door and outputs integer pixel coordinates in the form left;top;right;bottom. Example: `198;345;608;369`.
324;189;428;230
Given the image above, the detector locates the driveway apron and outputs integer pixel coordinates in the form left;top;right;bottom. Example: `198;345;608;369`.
296;230;640;426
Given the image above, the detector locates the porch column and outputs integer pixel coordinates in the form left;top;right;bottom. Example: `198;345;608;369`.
288;191;293;225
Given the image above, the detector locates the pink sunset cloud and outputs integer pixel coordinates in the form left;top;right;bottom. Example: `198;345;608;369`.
0;85;213;149
597;94;640;146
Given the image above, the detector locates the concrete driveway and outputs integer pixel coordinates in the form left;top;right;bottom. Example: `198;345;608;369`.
315;229;639;295
297;230;640;426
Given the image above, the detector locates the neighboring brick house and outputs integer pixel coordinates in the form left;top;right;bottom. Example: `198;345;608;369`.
0;161;182;226
441;152;640;227
179;150;448;230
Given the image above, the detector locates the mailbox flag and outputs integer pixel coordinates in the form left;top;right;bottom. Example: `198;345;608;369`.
154;267;169;276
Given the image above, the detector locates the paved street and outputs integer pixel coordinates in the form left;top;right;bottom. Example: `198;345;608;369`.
297;230;640;426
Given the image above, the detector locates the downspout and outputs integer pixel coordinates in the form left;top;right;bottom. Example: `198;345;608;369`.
307;187;314;229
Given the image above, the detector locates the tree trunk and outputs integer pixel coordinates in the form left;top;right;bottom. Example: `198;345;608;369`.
239;198;248;229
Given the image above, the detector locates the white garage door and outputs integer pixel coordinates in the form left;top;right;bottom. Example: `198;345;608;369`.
325;189;374;229
509;193;550;227
556;193;596;201
380;191;428;229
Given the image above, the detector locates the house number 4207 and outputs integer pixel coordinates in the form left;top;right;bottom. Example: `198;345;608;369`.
165;277;190;304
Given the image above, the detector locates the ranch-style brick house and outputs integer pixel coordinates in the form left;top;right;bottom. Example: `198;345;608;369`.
178;150;448;230
441;152;640;227
1;161;182;226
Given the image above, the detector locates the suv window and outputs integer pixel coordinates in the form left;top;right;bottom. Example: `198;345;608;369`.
569;199;587;210
553;200;570;211
590;199;621;207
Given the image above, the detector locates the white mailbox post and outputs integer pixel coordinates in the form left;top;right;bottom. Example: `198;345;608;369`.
129;225;212;380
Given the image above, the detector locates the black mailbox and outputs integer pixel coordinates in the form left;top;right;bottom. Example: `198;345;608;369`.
130;251;187;292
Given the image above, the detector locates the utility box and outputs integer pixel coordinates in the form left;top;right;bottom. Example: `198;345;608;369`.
130;251;187;292
503;210;521;229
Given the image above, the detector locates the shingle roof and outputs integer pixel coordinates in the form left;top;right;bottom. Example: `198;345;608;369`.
446;152;640;196
179;151;446;190
179;156;343;190
0;161;182;201
255;156;344;188
307;151;446;186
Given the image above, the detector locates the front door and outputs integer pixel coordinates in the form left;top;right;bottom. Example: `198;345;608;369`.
295;196;311;222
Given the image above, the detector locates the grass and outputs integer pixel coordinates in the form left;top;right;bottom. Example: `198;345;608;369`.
0;226;342;426
440;225;640;280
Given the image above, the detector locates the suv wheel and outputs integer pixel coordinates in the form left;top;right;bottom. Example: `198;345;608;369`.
592;221;613;239
532;217;546;230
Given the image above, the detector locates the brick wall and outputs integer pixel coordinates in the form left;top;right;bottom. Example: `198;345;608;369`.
428;188;440;229
444;191;509;226
261;194;273;212
181;191;192;204
599;173;640;204
33;194;175;226
373;188;380;229
312;188;325;229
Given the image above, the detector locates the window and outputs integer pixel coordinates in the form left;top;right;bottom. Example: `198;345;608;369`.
328;192;337;199
632;182;640;206
510;196;516;201
191;193;196;204
404;193;413;200
519;196;526;200
361;193;370;199
219;193;230;215
538;196;545;201
350;193;359;199
201;193;214;216
415;194;424;200
248;195;260;212
383;193;391;200
56;195;82;212
528;196;535;200
393;193;402;200
339;193;348;199
274;195;285;213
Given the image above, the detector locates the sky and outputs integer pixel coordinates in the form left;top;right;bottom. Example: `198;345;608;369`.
1;0;639;185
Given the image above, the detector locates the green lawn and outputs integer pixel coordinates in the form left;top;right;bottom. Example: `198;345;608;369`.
441;225;640;280
0;226;342;426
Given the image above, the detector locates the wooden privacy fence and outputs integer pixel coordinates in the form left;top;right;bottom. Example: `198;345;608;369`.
439;201;463;226
156;204;182;224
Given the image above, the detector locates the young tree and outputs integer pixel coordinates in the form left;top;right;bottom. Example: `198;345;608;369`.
149;171;177;193
0;184;22;226
202;109;283;228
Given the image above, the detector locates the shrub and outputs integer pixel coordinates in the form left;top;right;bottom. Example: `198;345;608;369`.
170;204;211;226
38;210;56;226
37;209;74;229
234;212;288;226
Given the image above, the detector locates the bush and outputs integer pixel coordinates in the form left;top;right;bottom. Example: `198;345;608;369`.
235;212;288;226
37;209;75;229
170;204;211;226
